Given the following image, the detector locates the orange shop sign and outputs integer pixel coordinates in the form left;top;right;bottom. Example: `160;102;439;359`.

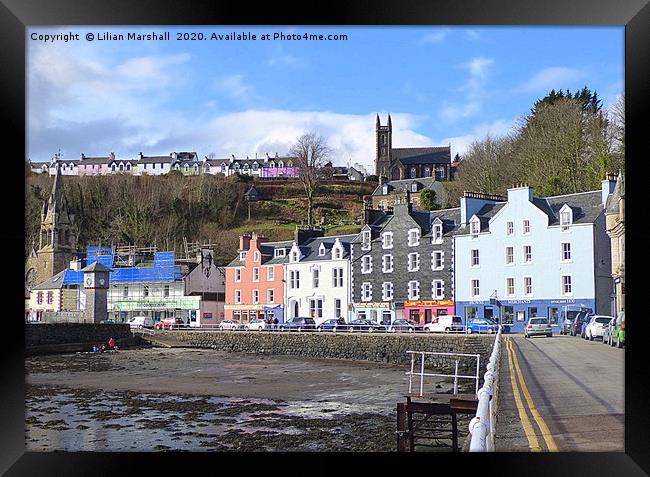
404;300;454;307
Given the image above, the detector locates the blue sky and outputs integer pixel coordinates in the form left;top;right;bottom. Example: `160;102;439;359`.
27;26;623;172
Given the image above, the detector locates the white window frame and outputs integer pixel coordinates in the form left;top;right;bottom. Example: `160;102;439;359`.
408;281;420;301
471;279;480;298
432;251;444;271
239;251;247;260
382;282;394;301
561;275;573;295
267;289;275;303
252;267;260;282
471;249;480;268
312;268;320;288
253;251;260;262
274;248;286;258
524;276;533;296
505;246;514;265
522;219;531;235
235;268;242;282
252;289;259;304
506;221;514;236
382;254;394;273
470;219;480;239
506;277;515;297
523;245;532;264
332;246;342;260
267;266;275;281
560;207;573;232
361;230;371;251
408;252;420;272
290;270;300;289
432;223;443;244
561;242;572;262
235;289;242;304
408;228;420;247
332;268;344;288
382;232;394;249
335;299;342;318
432;280;444;299
319;244;326;256
361;282;372;302
361;256;373;274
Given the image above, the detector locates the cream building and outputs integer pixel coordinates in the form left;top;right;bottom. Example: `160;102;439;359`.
605;172;625;315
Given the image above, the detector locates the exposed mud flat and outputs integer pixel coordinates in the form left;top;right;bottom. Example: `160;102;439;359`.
26;348;456;452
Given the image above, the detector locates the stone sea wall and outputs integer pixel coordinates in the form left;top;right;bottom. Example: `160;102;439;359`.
170;331;495;375
25;323;134;349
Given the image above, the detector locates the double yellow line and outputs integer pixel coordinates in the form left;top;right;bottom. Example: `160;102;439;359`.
505;337;559;452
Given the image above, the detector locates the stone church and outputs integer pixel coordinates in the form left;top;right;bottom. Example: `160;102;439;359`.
25;165;78;290
375;114;453;182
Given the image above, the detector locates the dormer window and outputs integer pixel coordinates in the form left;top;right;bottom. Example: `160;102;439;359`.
560;205;573;232
382;185;388;195
319;244;326;256
239;251;247;260
432;223;443;243
411;182;418;193
332;244;342;260
290;251;299;262
470;218;480;238
424;167;431;178
274;248;286;258
361;230;371;251
253;251;260;262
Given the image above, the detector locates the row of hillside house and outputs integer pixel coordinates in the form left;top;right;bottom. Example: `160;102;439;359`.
26;246;226;327
29;152;303;178
225;178;617;333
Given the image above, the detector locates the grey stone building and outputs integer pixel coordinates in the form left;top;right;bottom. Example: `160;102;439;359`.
350;201;460;325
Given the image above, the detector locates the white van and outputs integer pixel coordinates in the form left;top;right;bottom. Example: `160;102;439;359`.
423;315;464;333
129;315;154;329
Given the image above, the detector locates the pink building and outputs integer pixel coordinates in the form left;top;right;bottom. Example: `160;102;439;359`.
224;233;291;323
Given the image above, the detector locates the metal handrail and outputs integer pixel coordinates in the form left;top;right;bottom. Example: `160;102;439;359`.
405;351;481;397
468;325;502;452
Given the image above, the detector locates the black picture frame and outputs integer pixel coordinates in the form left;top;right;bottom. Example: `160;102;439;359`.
3;0;648;474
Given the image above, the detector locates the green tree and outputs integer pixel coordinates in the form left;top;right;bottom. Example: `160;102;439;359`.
419;188;440;211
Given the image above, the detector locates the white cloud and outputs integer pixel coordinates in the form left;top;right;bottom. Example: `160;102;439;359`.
214;74;253;100
518;67;585;93
466;30;483;41
439;57;494;122
268;53;306;67
418;29;450;44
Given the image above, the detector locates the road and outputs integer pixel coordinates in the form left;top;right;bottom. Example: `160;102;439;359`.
495;334;624;452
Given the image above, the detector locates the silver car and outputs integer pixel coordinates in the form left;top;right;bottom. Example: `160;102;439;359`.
524;317;553;338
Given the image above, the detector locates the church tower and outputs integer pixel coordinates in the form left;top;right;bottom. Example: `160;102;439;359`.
25;165;78;290
375;114;392;179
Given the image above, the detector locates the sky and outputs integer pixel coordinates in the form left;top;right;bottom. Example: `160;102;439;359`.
27;26;623;172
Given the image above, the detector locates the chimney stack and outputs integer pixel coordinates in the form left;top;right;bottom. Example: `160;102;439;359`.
239;233;252;251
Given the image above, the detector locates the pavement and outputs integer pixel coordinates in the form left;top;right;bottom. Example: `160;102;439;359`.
495;333;624;452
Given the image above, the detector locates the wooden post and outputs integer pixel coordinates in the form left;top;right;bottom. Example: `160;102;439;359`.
452;412;458;452
397;402;408;452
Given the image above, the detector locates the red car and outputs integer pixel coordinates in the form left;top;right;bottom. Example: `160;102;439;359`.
155;317;186;330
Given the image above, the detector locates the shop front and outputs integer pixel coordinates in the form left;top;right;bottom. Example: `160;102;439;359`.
456;298;596;333
352;302;393;324
404;300;455;325
110;296;201;325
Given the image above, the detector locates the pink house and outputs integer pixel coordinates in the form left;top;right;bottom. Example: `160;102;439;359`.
224;233;291;323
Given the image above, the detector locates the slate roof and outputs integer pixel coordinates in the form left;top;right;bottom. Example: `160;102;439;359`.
543;191;604;225
79;156;111;165
225;240;294;268
138;155;174;164
176;152;198;161
32;270;69;290
392;146;451;165
288;234;356;263
371;177;435;196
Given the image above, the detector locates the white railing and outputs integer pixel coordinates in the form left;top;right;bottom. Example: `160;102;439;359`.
468;325;502;452
405;351;481;397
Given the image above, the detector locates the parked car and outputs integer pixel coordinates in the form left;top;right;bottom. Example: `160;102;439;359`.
100;319;116;324
602;316;617;345
129;315;154;329
423;315;464;333
388;319;421;333
570;311;591;336
278;317;316;331
155;317;186;330
219;319;244;331
347;319;386;332
560;316;575;335
316;318;348;332
584;315;614;341
524;317;553;338
246;319;268;331
466;319;499;334
610;311;625;348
